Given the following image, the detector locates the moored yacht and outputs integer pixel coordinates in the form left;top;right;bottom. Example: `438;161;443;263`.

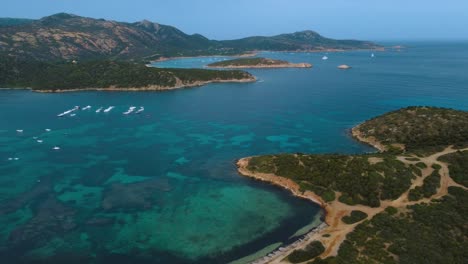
135;107;145;114
57;106;79;117
104;106;115;113
123;106;136;115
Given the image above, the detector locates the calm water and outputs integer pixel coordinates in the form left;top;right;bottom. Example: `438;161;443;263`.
1;42;468;263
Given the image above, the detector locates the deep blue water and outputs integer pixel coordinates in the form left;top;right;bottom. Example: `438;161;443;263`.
0;41;467;263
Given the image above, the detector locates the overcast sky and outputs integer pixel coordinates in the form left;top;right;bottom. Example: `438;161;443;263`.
2;0;467;41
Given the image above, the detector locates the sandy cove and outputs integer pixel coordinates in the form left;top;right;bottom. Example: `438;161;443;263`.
237;145;468;264
32;77;256;93
207;63;312;69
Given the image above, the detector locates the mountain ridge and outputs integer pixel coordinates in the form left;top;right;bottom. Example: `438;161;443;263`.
0;13;381;61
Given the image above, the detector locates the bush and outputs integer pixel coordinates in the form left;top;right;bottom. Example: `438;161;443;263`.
288;241;325;263
342;210;368;224
385;206;398;215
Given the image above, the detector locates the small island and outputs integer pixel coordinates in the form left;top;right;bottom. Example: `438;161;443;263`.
207;57;312;69
0;56;256;92
237;106;468;263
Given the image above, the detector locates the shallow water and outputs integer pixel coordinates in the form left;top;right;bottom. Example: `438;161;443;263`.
1;41;468;263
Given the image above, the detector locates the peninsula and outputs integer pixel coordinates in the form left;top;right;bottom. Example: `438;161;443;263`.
237;106;468;263
207;57;312;69
0;56;255;92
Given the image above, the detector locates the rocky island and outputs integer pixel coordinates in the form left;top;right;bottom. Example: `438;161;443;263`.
237;106;468;263
207;57;312;69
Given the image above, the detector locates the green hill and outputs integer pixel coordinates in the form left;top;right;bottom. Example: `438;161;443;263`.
0;56;255;91
353;106;468;152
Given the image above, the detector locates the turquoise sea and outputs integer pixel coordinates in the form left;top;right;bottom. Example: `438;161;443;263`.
1;42;468;263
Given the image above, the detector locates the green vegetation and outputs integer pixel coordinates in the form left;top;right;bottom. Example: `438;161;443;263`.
248;154;417;207
415;162;426;169
288;241;325;263
384;206;398;215
0;56;253;91
408;170;441;201
342;210;368;224
311;187;468;264
439;150;468;187
356;107;468;152
208;57;292;67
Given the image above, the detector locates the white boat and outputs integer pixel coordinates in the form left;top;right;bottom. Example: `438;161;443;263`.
16;129;23;133
57;106;79;117
135;107;145;114
45;129;51;132
96;107;103;113
322;56;328;60
104;106;115;113
82;105;92;110
14;157;19;160
53;146;61;150
37;140;43;143
70;113;76;117
371;53;375;58
8;157;13;161
123;106;136;115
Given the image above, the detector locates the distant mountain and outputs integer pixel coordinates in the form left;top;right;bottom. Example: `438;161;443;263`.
0;18;34;27
222;30;377;52
0;13;380;61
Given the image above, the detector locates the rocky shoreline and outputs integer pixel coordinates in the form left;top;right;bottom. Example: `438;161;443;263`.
207;62;312;69
31;77;256;93
236;157;331;263
351;125;386;152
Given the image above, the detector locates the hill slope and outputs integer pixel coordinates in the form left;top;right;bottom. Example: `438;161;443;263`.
237;106;468;263
0;13;380;61
352;106;468;152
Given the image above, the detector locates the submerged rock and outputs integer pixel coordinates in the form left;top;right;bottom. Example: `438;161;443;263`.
9;196;76;246
101;179;171;211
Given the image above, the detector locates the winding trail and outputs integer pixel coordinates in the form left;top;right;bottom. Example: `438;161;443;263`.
237;146;468;264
